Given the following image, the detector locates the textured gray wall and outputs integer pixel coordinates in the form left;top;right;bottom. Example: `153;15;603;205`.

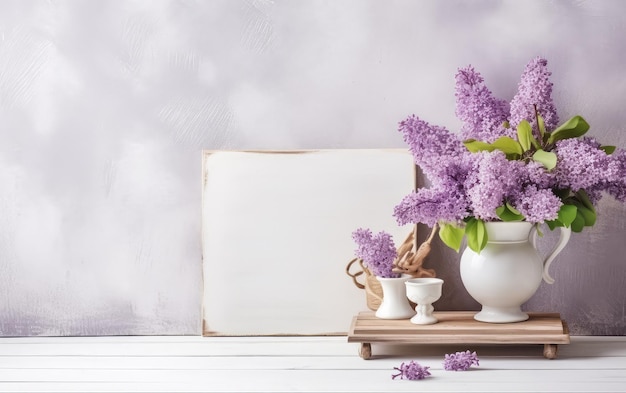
0;0;624;336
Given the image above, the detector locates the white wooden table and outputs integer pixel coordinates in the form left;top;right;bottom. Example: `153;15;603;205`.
0;336;624;392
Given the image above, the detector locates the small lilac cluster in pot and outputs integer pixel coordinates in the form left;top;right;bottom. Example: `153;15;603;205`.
352;228;399;278
394;56;626;253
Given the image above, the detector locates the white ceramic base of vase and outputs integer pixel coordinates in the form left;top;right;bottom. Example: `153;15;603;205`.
408;302;438;325
375;303;415;320
410;314;438;325
474;306;529;323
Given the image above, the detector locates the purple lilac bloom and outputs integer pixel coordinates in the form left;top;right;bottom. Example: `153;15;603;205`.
509;57;559;135
581;187;603;205
604;149;626;201
392;57;626;233
512;186;561;223
464;151;524;221
443;351;480;371
554;138;614;192
394;152;476;226
522;160;558;190
393;186;468;227
587;148;626;203
455;66;512;143
398;115;465;178
430;152;476;188
575;147;626;204
392;361;431;380
352;228;399;278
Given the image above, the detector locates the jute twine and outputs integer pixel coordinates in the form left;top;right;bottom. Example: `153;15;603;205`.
345;258;384;311
345;225;438;311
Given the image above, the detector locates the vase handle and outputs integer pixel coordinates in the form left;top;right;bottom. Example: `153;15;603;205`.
531;226;572;285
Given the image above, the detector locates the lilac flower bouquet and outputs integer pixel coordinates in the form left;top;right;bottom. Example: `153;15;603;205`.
394;57;626;253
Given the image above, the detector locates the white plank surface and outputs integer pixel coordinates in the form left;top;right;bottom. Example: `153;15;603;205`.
0;336;624;392
202;150;416;335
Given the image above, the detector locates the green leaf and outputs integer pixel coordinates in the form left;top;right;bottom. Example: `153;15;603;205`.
532;149;558;170
537;114;546;141
557;204;577;227
496;203;524;221
571;211;586;232
574;203;596;226
547;115;590;144
438;223;465;253
516;120;533;152
492;136;523;156
600;145;616;154
554;188;572;200
546;219;564;230
506;202;521;215
575;190;595;213
465;218;488;254
463;139;495;153
503;120;510;129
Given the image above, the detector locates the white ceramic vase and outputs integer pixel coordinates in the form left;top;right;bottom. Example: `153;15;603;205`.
405;278;444;325
460;222;571;323
375;275;415;319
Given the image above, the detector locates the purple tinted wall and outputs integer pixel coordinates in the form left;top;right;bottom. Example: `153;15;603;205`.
0;0;624;335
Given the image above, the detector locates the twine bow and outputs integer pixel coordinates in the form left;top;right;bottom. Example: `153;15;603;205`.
392;224;437;277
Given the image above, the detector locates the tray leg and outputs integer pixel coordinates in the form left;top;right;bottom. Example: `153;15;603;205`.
359;343;372;360
543;344;558;359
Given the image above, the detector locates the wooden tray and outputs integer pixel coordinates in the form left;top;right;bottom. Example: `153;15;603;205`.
347;311;570;359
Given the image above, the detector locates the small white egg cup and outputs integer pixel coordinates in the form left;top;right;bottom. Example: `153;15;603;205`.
405;278;444;325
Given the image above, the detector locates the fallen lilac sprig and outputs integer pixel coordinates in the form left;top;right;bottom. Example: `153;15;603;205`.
392;361;431;380
443;350;480;371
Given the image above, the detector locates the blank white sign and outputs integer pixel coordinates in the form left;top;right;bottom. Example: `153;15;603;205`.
202;150;415;335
